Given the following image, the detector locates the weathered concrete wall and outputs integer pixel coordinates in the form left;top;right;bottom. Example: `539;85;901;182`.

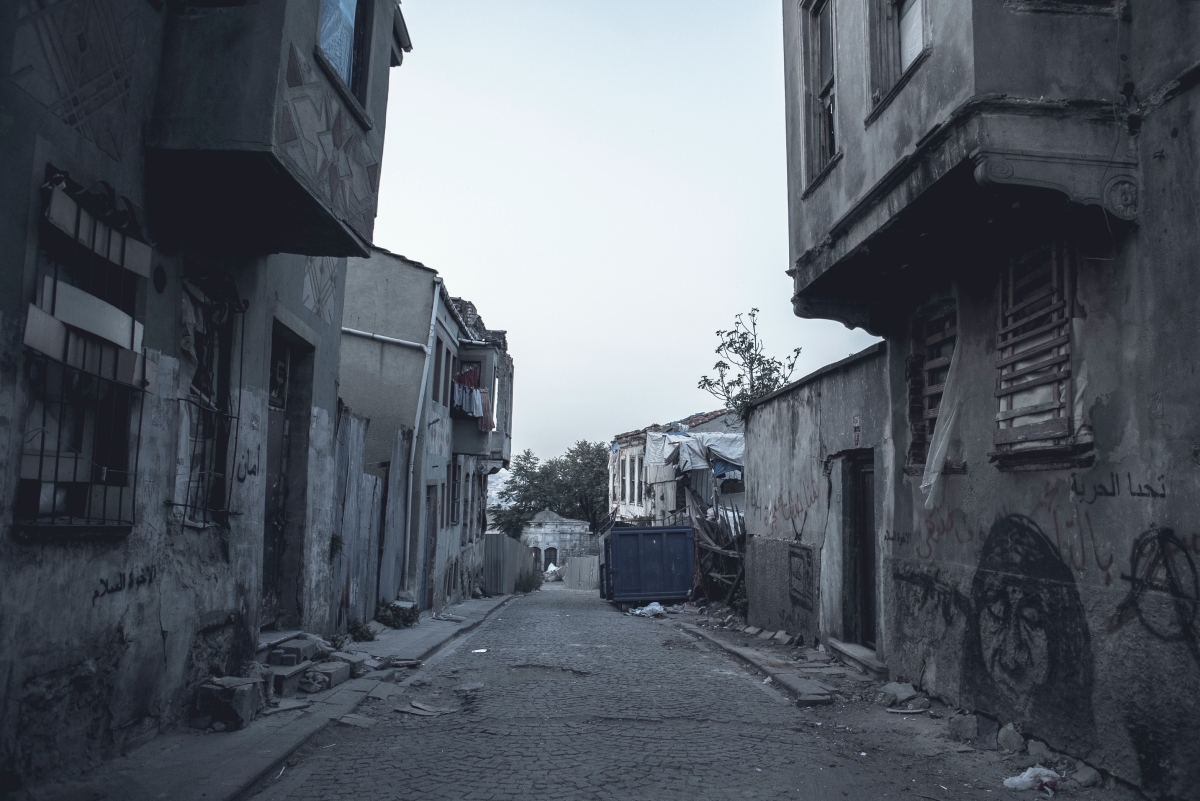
882;95;1200;799
0;0;364;787
744;345;889;648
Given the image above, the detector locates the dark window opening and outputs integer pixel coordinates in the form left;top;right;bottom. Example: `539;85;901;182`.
807;0;838;177
432;337;442;403
451;460;462;525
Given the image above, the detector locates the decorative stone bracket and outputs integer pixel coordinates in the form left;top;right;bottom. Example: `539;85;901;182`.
971;147;1139;221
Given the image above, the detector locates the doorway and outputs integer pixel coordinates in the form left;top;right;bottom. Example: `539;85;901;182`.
261;323;313;630
544;547;558;570
844;453;877;649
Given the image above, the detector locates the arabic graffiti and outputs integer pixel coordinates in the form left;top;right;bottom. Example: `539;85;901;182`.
961;515;1095;752
893;565;970;627
1109;527;1200;665
1070;472;1167;504
884;530;912;546
236;444;261;483
92;565;156;605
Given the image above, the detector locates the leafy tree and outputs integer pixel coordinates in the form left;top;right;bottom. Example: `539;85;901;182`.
488;441;610;539
698;308;801;420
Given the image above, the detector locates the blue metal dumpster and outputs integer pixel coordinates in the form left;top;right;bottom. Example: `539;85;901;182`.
605;526;694;606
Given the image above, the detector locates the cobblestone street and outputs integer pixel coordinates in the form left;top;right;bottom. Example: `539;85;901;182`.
249;585;1135;801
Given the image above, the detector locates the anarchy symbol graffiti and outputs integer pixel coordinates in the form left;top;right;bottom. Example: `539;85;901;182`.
1116;528;1200;663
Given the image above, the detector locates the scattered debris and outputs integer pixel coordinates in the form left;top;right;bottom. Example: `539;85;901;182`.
337;713;377;728
1002;766;1062;792
395;702;458;717
433;612;465;623
947;713;979;741
261;698;312;715
881;682;919;705
1073;765;1101;787
629;602;666;617
998;722;1026;752
195;676;262;731
471;648;488;653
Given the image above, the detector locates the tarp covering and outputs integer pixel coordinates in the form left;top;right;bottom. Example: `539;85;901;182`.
644;430;744;475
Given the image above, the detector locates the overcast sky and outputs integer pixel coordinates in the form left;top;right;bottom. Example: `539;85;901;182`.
373;0;878;459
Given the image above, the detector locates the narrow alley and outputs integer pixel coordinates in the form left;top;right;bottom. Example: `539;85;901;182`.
252;585;1139;801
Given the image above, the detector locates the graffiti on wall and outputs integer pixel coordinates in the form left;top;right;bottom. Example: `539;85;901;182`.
961;515;1095;750
92;565;155;605
1109;527;1200;666
1070;472;1167;503
788;542;815;611
893;565;970;627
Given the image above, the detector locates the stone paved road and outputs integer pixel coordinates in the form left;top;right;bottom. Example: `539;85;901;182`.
251;585;1107;801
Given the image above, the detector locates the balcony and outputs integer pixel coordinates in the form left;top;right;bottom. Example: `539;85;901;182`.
146;1;410;256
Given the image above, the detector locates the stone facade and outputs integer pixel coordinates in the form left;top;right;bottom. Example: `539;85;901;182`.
772;0;1200;796
521;509;596;573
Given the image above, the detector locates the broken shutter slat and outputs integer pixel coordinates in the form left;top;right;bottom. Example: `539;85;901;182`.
23;304;68;360
993;417;1070;445
45;276;137;350
43;186;153;279
994;367;1071;398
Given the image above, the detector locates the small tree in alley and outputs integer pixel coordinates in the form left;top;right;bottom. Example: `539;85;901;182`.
697;308;801;420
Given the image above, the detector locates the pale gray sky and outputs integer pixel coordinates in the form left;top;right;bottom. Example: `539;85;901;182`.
374;0;878;459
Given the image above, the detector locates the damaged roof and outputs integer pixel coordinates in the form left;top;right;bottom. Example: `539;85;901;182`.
612;408;733;443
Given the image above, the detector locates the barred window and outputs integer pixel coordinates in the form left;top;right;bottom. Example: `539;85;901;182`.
16;173;154;539
906;302;956;469
994;242;1077;454
175;265;244;527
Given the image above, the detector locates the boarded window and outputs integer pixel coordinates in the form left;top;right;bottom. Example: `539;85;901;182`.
620;456;627;502
906;303;956;469
994;242;1075;452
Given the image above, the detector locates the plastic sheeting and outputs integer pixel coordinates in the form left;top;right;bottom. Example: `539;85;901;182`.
920;343;963;510
644;430;744;476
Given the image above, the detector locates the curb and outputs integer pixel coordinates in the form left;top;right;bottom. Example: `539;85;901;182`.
679;622;836;706
234;593;517;801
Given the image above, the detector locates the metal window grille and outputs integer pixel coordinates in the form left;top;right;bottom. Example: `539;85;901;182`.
15;175;152;540
176;271;245;527
994;242;1074;450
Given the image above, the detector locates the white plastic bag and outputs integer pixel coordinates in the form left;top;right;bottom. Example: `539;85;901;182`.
1002;766;1062;792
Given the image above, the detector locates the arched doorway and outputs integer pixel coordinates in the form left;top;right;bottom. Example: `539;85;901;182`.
544;547;558;570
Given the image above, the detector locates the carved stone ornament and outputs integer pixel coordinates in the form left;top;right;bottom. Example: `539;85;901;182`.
970;147;1139;221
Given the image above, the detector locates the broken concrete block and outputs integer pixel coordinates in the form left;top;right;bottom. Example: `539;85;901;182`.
757;629;775;640
948;714;978;741
196;677;261;730
772;631;790;642
906;696;931;710
1074;765;1101;787
281;639;320;662
363;668;396;682
311;660;351;688
878;691;898;708
881;682;919;705
268;649;299;667
271;660;312;697
998;723;1025;752
330;651;370;677
743;627;761;635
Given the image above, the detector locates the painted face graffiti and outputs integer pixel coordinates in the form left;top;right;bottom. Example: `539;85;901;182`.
962;515;1095;751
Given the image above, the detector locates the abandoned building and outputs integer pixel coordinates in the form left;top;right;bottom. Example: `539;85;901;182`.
0;0;411;788
521;509;595;573
338;246;515;613
749;0;1200;796
610;409;744;527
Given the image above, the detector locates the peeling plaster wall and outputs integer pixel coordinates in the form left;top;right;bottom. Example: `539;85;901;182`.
744;346;889;649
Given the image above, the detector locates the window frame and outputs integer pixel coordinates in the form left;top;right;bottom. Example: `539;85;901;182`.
865;0;930;125
805;0;839;183
314;0;377;130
